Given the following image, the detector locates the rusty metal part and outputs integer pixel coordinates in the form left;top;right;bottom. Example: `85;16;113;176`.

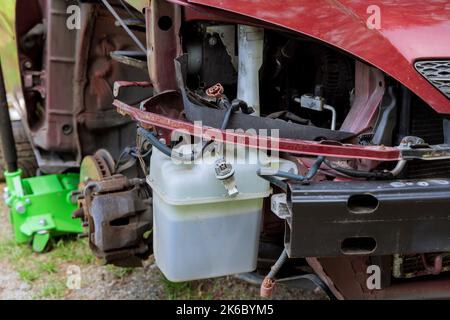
339;62;386;172
80;174;153;267
392;253;450;278
100;0;146;53
118;89;184;144
25;0;78;154
309;255;450;300
17;1;149;169
421;254;443;276
341;62;385;134
146;0;182;92
114;98;401;161
310;256;378;300
378;277;450;300
74;3;149;160
113;80;153;98
76;150;152;267
306;258;345;300
110;51;148;70
400;144;450;160
79;149;116;188
79;156;109;182
95;149;116;173
23;70;46;98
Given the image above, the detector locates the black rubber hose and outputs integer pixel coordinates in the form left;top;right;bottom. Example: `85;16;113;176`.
200;103;235;152
267;249;288;279
256;170;288;192
137;100;237;162
221;106;234;131
324;159;393;180
137;127;197;161
264;156;325;182
267;170;306;181
306;156;325;180
0;60;18;172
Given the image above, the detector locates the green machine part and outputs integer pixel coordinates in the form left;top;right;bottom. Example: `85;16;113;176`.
4;170;83;252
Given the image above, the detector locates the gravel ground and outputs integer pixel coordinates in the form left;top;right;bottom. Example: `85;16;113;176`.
0;184;324;300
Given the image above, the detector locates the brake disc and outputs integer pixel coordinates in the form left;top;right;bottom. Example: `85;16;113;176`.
79;149;116;187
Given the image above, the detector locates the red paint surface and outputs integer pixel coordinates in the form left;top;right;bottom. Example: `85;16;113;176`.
183;0;450;113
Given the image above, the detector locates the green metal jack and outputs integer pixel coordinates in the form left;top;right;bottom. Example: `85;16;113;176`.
4;170;83;252
0;59;83;253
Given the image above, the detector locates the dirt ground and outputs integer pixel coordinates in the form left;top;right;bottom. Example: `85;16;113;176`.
0;184;324;300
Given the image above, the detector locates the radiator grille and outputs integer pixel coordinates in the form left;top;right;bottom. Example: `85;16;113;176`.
393;253;450;279
405;96;450;178
415;60;450;98
394;90;450;278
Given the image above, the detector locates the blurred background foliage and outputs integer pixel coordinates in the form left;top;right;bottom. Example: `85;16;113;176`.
0;0;21;93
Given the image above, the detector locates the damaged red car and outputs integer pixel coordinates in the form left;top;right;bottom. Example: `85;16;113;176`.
10;0;450;299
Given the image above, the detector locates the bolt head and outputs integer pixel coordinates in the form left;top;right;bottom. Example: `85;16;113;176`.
208;36;218;46
3;187;10;200
15;203;26;214
39;219;47;226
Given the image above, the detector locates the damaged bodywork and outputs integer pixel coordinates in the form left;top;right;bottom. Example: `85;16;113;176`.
13;0;450;300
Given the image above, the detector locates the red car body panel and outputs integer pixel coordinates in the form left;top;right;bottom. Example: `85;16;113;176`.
182;0;450;114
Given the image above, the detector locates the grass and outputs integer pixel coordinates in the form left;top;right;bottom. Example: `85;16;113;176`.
17;269;40;283
160;275;229;300
106;265;134;279
49;238;94;265
0;233;256;299
35;280;67;299
37;261;58;274
0;233;227;300
161;276;194;300
0;235;95;298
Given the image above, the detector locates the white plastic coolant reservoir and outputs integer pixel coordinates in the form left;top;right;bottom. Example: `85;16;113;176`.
148;144;272;282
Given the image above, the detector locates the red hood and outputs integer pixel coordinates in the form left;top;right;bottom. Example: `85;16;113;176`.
183;0;450;113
